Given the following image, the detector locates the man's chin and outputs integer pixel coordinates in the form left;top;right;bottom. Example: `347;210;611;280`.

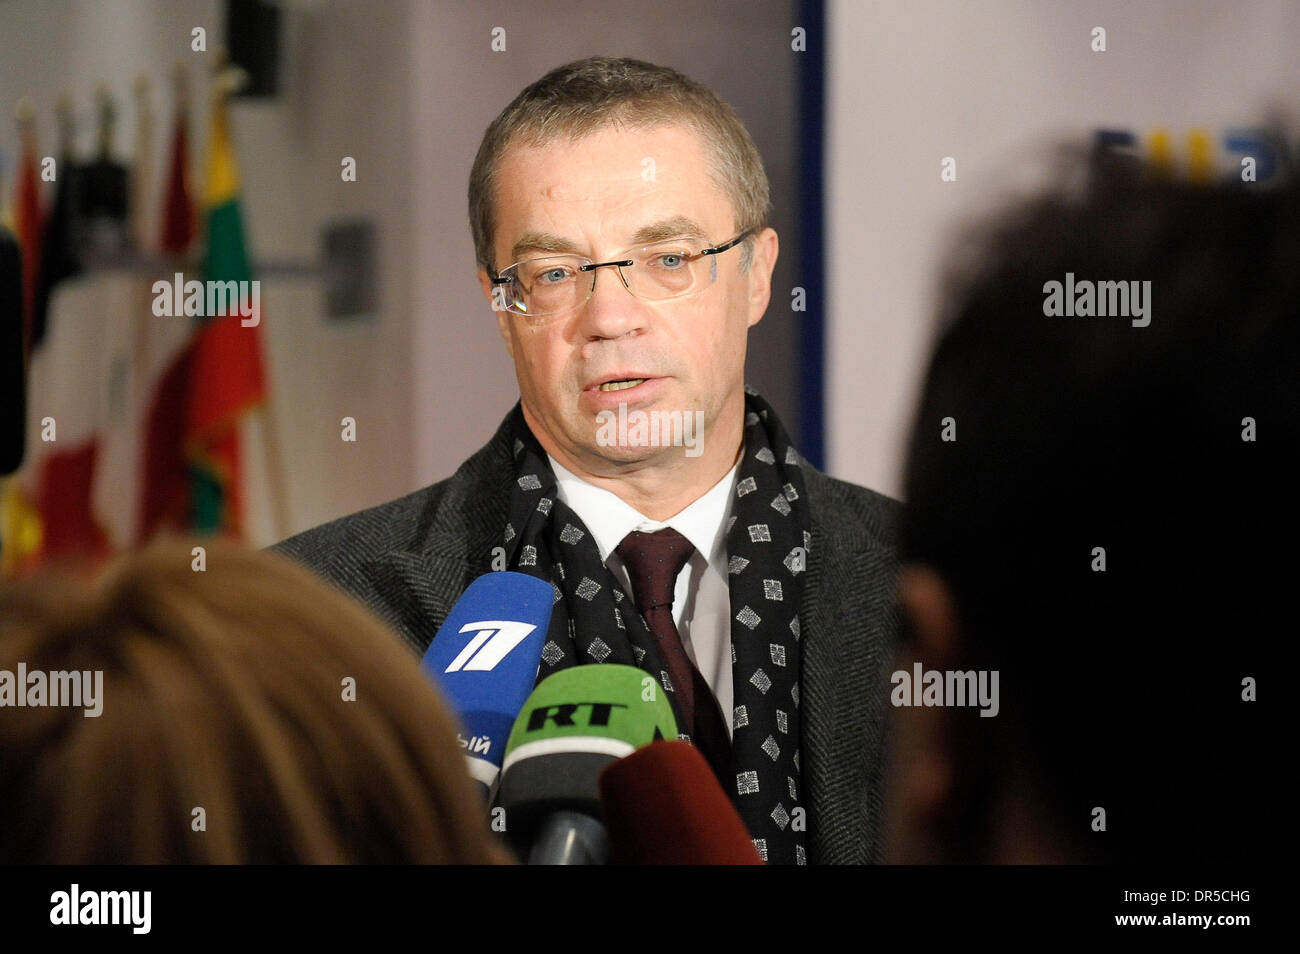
573;436;707;474
585;440;673;467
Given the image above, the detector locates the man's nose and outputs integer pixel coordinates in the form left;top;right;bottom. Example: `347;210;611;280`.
576;264;648;340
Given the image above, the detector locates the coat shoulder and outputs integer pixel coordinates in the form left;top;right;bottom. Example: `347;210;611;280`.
804;468;901;553
271;482;448;572
270;414;515;582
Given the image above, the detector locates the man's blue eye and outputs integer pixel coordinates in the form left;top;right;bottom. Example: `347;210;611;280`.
541;268;569;283
657;254;684;268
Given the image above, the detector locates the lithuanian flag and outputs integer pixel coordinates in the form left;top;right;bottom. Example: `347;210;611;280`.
186;84;266;533
137;78;266;540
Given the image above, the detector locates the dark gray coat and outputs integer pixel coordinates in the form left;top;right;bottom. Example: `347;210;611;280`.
272;412;903;863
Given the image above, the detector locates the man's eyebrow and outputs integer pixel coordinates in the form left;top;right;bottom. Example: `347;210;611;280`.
507;216;711;264
629;216;710;246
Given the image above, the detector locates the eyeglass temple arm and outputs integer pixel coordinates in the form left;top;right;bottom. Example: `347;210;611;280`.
700;228;754;256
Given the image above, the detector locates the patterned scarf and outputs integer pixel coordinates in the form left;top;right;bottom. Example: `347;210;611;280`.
501;387;811;864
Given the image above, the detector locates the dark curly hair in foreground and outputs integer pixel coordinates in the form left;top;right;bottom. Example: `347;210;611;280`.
892;138;1295;863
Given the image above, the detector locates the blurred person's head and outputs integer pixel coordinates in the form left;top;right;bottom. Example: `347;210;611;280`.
0;541;514;863
468;56;778;502
888;143;1294;863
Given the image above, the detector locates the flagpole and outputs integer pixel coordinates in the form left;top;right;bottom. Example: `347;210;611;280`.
130;78;154;466
259;392;292;542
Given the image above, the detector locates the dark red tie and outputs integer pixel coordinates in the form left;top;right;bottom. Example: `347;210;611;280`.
616;528;732;784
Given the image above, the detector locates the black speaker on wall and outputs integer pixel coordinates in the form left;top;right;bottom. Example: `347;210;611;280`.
226;0;281;98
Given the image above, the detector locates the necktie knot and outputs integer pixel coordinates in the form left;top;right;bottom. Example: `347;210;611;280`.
616;527;695;614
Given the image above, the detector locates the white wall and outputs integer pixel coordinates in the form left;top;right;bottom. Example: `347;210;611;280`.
826;0;1300;498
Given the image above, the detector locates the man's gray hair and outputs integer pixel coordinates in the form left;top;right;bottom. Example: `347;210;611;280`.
468;56;771;275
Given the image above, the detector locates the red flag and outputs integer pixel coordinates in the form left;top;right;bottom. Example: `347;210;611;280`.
14;122;43;354
159;110;194;255
8;110;111;578
137;98;198;542
137;80;267;541
183;80;266;537
34;439;112;567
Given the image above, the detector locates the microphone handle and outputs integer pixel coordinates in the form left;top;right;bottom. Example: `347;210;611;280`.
526;812;609;865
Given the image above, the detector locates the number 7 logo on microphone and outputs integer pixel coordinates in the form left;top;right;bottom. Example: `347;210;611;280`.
444;621;539;673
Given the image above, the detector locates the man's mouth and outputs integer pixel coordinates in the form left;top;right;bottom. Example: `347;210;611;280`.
597;378;647;392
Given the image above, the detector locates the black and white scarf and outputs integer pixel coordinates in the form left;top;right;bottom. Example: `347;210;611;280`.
501;387;811;864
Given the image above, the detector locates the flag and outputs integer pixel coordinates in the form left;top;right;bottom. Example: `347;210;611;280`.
15;265;131;575
32;145;82;352
7;272;123;577
137;86;198;543
0;479;41;576
6;98;130;578
13;115;42;356
0;224;37;576
32;440;112;563
137;78;267;541
1;110;50;577
188;86;267;534
159;102;194;256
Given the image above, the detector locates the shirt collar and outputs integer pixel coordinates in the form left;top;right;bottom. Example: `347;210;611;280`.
548;454;740;565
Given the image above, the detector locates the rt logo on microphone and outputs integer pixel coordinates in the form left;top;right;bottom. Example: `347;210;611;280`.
525;701;630;731
443;620;537;673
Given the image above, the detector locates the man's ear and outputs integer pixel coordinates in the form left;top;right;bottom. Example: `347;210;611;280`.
478;268;514;355
744;227;779;329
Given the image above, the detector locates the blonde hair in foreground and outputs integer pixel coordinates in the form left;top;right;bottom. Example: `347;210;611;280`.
0;540;514;864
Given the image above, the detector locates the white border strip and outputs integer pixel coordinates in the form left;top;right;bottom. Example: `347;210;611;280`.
464;755;500;787
501;737;636;774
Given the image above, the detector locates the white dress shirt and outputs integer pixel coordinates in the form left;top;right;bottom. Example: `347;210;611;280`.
548;454;740;737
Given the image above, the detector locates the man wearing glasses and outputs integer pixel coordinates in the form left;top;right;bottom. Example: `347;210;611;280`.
276;56;900;865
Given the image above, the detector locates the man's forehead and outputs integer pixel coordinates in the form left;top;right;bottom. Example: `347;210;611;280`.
499;126;706;200
493;123;731;255
501;121;707;172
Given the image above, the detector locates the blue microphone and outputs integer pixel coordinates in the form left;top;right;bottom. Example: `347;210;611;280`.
420;571;553;797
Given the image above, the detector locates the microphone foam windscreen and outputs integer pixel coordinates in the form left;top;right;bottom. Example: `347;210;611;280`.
421;571;553;782
497;663;677;836
599;740;763;864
